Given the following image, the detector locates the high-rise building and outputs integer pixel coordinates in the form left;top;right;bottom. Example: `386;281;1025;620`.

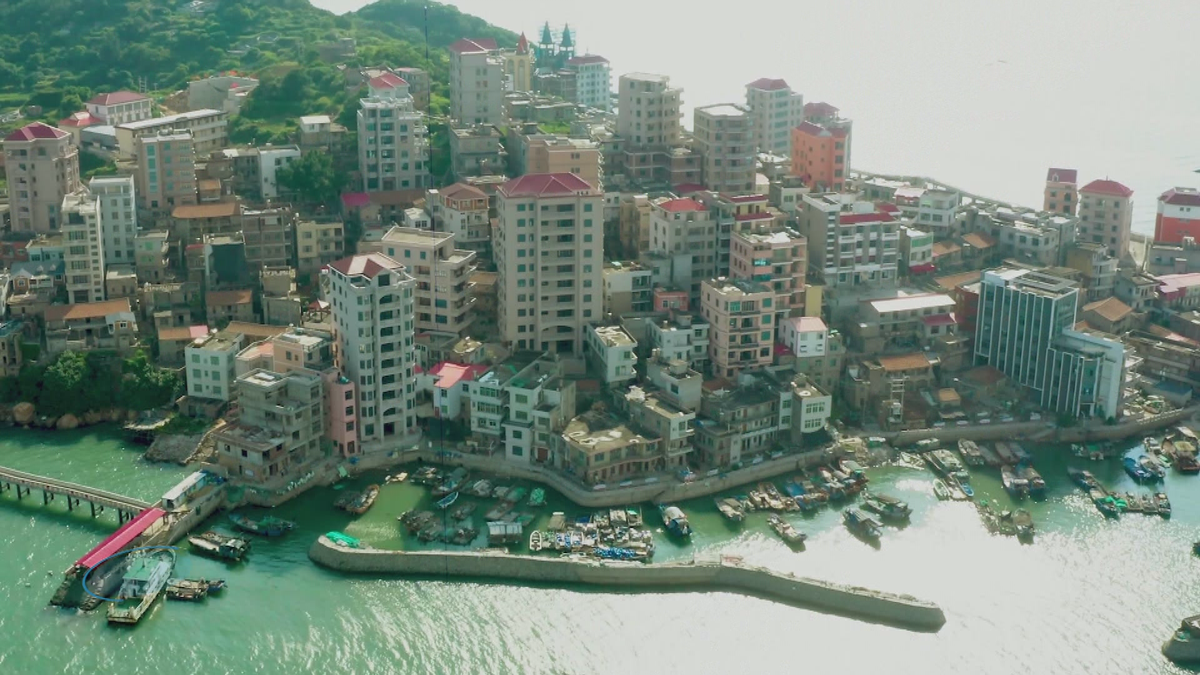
565;55;611;111
797;194;899;288
134;130;197;225
1154;187;1200;244
974;268;1125;419
1044;168;1078;215
495;173;603;354
89;175;138;266
3;122;80;233
380;227;478;336
448;38;504;126
729;221;807;319
1078;179;1134;260
617;73;683;150
425;183;492;259
357;73;430;193
61;190;106;303
744;78;804;156
701;278;776;379
325;253;419;445
693;104;755;194
646;196;718;300
790;121;849;192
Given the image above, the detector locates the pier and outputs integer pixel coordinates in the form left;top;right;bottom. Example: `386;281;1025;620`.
0;465;152;523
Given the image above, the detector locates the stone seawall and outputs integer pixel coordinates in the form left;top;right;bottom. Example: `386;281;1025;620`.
308;537;946;632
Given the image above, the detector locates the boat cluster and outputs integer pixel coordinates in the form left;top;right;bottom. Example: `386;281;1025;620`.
528;508;656;561
717;460;870;523
976;500;1035;541
400;467;550;547
1069;468;1171;519
335;484;380;515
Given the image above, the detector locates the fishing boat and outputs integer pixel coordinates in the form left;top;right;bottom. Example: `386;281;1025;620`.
548;512;567;531
994;442;1018;465
345;484;380;515
767;514;807;547
187;532;251;562
410;466;440;485
914;438;940;452
945;475;971;501
491;485;510;499
484;501;512;521
1001;465;1029;499
659;505;693;538
435;490;459;511
1009;442;1030;463
1140;455;1167;481
468;479;493;497
626;507;643;527
527;488;547;507
977;443;1003;468
529;530;544;552
1019;463;1046;499
1177;452;1200;475
165;578;210;602
929;449;970;485
932;479;951;500
451;526;478;546
1124;492;1143;513
1124;456;1155;482
715;497;745;523
450;502;476;521
503;487;528;505
610;508;628;527
1011;509;1035;541
842;508;882;541
1068;468;1099;491
861;492;912;522
1090;488;1121;518
1156;492;1172;518
1144;437;1163;453
229;512;295;537
398;510;435;533
107;549;176;625
957;439;985;466
433;468;469;497
384;472;409;484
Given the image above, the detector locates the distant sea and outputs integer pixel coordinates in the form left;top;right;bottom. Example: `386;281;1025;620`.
314;0;1200;235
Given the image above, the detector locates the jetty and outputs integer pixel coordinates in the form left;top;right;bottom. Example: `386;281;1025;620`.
309;536;946;632
0;464;151;522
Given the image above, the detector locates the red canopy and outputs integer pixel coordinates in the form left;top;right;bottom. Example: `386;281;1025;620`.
75;507;165;570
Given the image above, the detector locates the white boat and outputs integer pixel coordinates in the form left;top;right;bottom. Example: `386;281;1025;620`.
529;530;543;552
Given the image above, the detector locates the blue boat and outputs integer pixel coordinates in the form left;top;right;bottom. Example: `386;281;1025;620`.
1124;457;1154;482
961;483;975;498
783;481;805;498
659;505;692;538
436;491;459;510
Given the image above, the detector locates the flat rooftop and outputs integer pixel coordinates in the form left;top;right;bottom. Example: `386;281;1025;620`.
698;103;747;117
591;325;636;348
119;109;223;130
866;293;956;314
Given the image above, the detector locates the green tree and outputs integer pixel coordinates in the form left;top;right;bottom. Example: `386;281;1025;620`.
41;351;89;417
277;150;346;209
119;352;179;412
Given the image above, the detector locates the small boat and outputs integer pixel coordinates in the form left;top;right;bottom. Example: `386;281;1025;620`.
410;466;440;485
385;472;409;484
527;488;547;507
843;508;882;541
165;578;207;602
433;468;469;497
861;493;912;522
548;512;567;531
503;487;528;505
715;497;745;523
933;480;951;500
1124;492;1143;513
229;513;295;537
1144;437;1162;453
659;505;692;538
1019;463;1046;499
1090;489;1121;519
626;507;643;527
957;439;985;466
492;485;510;499
1177;453;1200;475
1011;509;1035;541
1140;455;1167;481
204;579;227;594
469;479;493;497
1124;457;1155;482
610;508;628;527
1156;492;1172;518
1001;465;1029;499
451;526;478;546
484;501;513;521
767;514;807;547
346;484;380;515
450;502;476;521
436;491;459;510
1068;468;1099;490
529;530;544;551
188;532;251;562
960;483;975;499
1008;442;1030;463
929;450;970;485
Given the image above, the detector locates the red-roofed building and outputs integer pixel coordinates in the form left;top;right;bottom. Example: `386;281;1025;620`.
649;195;718;300
656;197;705;213
496;173;603;355
790;121;849;191
1155;187;1200;243
1080;178;1134;260
368;72;408;95
1044;167;1079;216
57;111;102;147
449;38;503;125
746;78;803;155
796;193;899;288
85;91;152;125
3;123;80;233
804;101;839;122
419;362;491;419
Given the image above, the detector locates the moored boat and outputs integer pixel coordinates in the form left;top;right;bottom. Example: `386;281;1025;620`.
626;507;643;527
1140;455;1167;481
1177;452;1200;475
1068;468;1099;490
659;504;692;538
932;480;951;500
1090;488;1121;518
433;468;469;497
861;492;912;522
529;530;544;552
957;439;985;466
107;549;176;625
1018;463;1046;498
468;479;493;497
715;497;745;523
1144;437;1162;453
187;532;251;561
450;502;476;521
1124;456;1155;482
527;488;547;507
385;472;408;484
503;487;528;505
436;491;459;510
1001;465;1029;499
229;512;295;537
929;449;970;485
1012;509;1035;541
1156;492;1172;518
767;514;807;547
346;484;380;515
842;508;882;541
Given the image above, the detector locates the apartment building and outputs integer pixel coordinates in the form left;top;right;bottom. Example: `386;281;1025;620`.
702;278;775;379
796;194;900;288
1155;187;1200;244
744;78;804;156
729;222;807;319
449;125;506;180
1078;179;1134;260
1064;242;1118;302
565;54;611;111
557;410;660;484
645;348;704;411
115;109;228;159
974;268;1125;418
294;219;346;275
495;173;603;355
585;324;638;385
469;353;576;463
1044;168;1078;216
693;370;791;467
693;104;755;194
86;91;152;126
61;191;106;303
645;312;710;372
449;38;504;126
790;121;848;192
213;368;324;486
620;385;696;471
962;204;1078;267
900;227;935;275
525;136;602;189
358;74;430;192
186;331;244;404
380;227;477;336
134;131;197;225
4;122;81;233
616;73;699;187
853;293;958;353
618;194;652;258
241;206;296;272
425;183;492;258
325;253;419;444
89;175;138;266
778;316;844;391
601;261;652;315
646;197;718;300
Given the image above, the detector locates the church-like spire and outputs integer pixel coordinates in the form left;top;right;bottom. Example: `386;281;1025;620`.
517;32;529;54
560;24;573;48
540;21;553;45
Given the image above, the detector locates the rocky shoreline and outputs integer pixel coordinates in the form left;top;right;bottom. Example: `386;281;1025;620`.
0;402;135;431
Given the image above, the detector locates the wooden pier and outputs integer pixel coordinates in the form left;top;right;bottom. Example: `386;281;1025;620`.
0;465;151;523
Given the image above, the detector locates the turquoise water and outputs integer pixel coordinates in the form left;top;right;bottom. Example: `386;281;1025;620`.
1;428;1200;673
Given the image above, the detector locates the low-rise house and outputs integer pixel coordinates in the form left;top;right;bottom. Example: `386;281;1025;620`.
156;325;210;366
844;352;938;424
212;368;323;487
0;320;26;378
602;261;652;315
419;361;491;421
184;331;244;405
585;324;638;385
645;348;703;411
206;289;256;325
693;370;792;467
468;353;576;463
851;293;957;353
1115;271;1158;313
644;311;709;370
44;299;138;356
1081;297;1134;335
555;410;659;485
789;375;832;441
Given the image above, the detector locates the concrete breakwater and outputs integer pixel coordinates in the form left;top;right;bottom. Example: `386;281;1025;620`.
309;536;947;632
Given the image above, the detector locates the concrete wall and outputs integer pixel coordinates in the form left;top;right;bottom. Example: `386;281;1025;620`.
885;405;1199;447
309;537;946;632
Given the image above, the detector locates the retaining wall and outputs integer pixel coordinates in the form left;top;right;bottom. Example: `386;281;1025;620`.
308;537;946;632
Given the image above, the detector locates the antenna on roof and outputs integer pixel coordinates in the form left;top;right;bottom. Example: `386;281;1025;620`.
424;5;430;63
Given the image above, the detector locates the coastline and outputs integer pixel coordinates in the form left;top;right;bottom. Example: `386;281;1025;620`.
307;535;947;632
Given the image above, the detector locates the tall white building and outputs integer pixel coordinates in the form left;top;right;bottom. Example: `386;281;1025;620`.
745;78;804;156
61;190;106;303
495;173;604;355
186;332;244;404
358;73;430;193
4;122;81;233
693;103;755;194
449;38;505;126
617;73;683;150
565;55;611;111
89;175;138;266
325;253;420;445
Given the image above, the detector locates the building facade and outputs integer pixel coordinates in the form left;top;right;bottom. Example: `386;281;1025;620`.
134;131;197;225
702;278;775;379
358;74;430;193
1044;168;1078;215
380;227;478;336
790;121;848;192
693;104;755;194
744;78;804;156
1155;187;1200;244
449;38;504;126
4;123;81;233
89;175;138;266
61;190;106;303
1078;179;1133;260
565;55;611;111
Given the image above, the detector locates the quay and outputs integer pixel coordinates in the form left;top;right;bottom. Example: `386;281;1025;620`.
308;536;947;632
0;464;151;522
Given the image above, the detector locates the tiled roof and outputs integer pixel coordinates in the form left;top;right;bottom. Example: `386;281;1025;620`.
932;241;962;257
368;73;407;89
1161;188;1200;208
441;182;488;201
962;232;997;249
567;54;609;66
656;198;705;213
935;271;982;290
172;202;239;219
224;322;287;341
794;121;831;137
838;211;893;225
59;111;101;128
341;192;371;208
747;78;789;91
1082;297;1133;323
804;101;839;118
45;299;132;322
5;122;68;142
206;289;253;307
449;38;498;54
1081;179;1134;198
158;325;210;341
88;91;149;106
500;173;595;198
327;253;402;279
921;313;958;327
785;316;826;333
1046;168;1077;183
878;353;933;372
